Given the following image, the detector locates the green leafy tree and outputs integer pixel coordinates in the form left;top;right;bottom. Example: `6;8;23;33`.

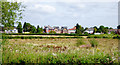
93;26;98;30
99;25;104;33
117;25;120;29
17;22;22;33
1;2;25;29
30;26;36;33
109;27;113;29
75;23;83;34
40;27;43;33
93;28;97;33
84;27;88;31
23;22;27;32
23;22;32;32
103;28;108;34
37;25;41;33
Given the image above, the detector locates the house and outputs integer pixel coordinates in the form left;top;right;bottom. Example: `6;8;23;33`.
68;26;76;34
61;26;68;33
108;29;120;34
53;26;61;33
44;25;54;33
84;28;94;34
5;28;18;33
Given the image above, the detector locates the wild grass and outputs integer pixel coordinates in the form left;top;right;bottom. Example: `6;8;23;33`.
2;38;119;64
76;39;86;46
89;39;98;47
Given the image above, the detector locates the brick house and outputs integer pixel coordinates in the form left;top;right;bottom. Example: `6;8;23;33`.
68;26;76;34
44;25;54;33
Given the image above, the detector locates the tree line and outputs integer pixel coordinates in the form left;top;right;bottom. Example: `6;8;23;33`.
17;22;43;33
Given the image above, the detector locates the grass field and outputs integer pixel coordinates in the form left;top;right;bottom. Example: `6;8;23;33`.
2;38;119;64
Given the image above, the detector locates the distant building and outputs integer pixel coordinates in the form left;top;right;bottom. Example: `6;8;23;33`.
108;29;120;34
44;25;54;33
84;28;94;34
68;26;76;34
61;26;68;33
4;28;18;33
53;26;61;33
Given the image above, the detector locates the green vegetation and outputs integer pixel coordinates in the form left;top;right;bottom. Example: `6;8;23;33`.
17;22;22;33
2;39;118;64
75;23;84;35
1;2;25;28
76;39;86;46
87;34;120;39
49;31;56;34
89;39;98;47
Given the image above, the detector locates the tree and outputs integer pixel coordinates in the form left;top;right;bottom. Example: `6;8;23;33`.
40;27;43;33
93;28;97;33
30;26;36;33
109;27;113;29
117;25;120;29
84;27;88;31
75;23;82;34
17;22;22;33
23;22;32;32
99;25;104;33
37;25;41;33
23;22;27;32
93;26;98;30
1;2;25;29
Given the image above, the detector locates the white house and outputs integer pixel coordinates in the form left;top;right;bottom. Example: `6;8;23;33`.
5;28;18;33
84;28;94;34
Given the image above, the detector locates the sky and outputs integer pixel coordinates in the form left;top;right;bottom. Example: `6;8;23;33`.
8;0;118;29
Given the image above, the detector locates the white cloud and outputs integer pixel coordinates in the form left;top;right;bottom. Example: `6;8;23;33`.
34;4;56;13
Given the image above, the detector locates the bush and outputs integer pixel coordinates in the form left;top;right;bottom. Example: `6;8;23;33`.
76;39;86;46
89;39;98;47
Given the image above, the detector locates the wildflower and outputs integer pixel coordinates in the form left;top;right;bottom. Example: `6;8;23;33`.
16;50;19;52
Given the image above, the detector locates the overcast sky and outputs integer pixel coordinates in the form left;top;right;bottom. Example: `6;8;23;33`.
9;0;118;29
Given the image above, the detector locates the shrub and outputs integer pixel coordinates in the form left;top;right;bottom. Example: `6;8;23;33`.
76;39;86;46
89;39;98;47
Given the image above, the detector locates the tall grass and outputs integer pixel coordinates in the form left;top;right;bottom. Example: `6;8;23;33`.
76;39;86;46
89;39;98;48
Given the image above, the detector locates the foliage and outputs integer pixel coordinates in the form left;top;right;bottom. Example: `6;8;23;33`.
89;39;98;47
17;22;22;33
97;25;108;34
93;28;97;33
1;2;25;28
75;23;84;34
23;22;32;32
76;39;86;46
87;34;116;38
30;26;36;33
117;25;120;29
2;39;117;64
36;25;41;33
49;31;56;34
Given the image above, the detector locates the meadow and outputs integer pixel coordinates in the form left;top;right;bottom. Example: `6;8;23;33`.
2;38;119;64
